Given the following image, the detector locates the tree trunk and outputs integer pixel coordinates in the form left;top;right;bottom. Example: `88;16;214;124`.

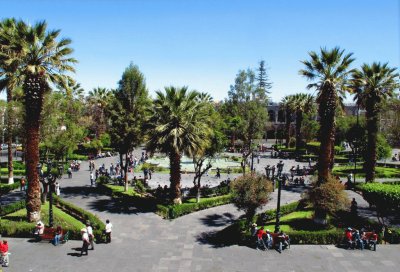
6;88;14;184
295;111;303;154
169;151;182;204
25;74;46;222
285;109;291;148
365;101;378;183
124;153;129;191
317;85;337;185
313;209;328;225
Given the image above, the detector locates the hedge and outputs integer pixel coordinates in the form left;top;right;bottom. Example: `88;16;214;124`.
0;199;25;216
357;183;400;213
287;229;343;244
0;181;21;195
53;195;105;241
256;201;300;224
157;195;232;219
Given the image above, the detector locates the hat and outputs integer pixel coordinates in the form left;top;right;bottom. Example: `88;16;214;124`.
347;227;352;231
252;223;257;227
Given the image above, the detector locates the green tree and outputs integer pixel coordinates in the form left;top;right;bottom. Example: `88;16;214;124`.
352;62;399;182
87;87;111;138
146;87;210;204
291;93;314;152
230;174;273;225
256;60;272;98
11;20;77;222
300;47;355;185
279;95;295;148
107;64;150;191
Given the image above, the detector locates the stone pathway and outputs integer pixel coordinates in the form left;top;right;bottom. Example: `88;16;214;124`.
2;154;400;271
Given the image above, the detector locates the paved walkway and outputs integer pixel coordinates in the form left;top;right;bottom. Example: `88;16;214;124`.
2;155;400;271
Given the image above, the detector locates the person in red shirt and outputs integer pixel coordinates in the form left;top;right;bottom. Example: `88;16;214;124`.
0;240;9;267
345;228;353;249
369;230;378;251
256;227;267;250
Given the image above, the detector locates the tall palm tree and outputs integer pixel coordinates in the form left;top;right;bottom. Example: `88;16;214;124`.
351;62;399;182
146;86;210;204
300;47;354;184
291;93;314;153
0;18;26;184
280;95;295;148
14;21;76;222
87;87;111;138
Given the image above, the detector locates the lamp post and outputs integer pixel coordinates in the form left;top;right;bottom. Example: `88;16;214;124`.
275;161;284;233
38;160;63;227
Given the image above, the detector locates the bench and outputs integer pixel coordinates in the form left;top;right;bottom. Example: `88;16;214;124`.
37;228;69;243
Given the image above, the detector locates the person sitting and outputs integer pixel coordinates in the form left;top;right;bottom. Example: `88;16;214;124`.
277;231;289;253
53;226;63;246
263;229;273;249
256;227;267;250
345;227;353;249
369;230;378;251
34;221;44;241
250;223;258;237
353;230;363;250
0;240;9;267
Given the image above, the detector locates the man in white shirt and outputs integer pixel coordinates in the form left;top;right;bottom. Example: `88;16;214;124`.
80;228;90;256
86;221;94;250
105;219;113;243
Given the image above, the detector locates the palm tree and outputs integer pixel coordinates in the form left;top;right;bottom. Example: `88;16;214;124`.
0;18;26;184
291;93;314;153
87;87;111;138
14;21;76;222
280;95;295;148
351;62;399;182
300;47;354;184
146;86;210;204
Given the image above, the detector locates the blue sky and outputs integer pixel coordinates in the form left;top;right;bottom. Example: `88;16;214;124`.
1;0;399;102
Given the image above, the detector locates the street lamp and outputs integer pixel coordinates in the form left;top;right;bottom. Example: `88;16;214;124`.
275;161;284;233
38;160;63;227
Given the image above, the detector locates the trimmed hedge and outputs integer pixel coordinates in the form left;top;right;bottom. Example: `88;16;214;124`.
157;195;232;219
288;229;343;244
0;181;21;195
256;201;300;224
53;195;105;241
0;199;26;216
357;183;400;213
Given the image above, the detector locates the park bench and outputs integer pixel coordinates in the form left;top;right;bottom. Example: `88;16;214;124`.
38;228;70;243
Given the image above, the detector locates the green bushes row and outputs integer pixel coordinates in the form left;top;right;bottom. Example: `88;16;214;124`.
0;199;25;216
306;141;343;154
53;195;105;241
67;153;88;161
157;195;232;219
288;229;343;244
0;181;21;195
357;183;400;213
0;169;25;175
256;201;300;224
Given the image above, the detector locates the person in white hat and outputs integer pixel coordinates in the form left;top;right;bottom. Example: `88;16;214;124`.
80;228;90;256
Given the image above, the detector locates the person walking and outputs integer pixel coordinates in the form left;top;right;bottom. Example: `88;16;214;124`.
90;171;94;187
105;219;113;243
55;182;60;196
20;177;26;191
80;228;90;256
86;221;95;250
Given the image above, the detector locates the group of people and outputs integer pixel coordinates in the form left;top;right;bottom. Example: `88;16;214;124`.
250;224;290;253
344;227;378;251
80;219;113;257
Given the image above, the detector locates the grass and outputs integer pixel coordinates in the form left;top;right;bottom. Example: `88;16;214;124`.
333;165;400;178
105;184;142;196
260;210;323;232
2;202;85;230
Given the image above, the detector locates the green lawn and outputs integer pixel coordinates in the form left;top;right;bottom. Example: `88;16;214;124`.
106;184;142;196
261;210;319;232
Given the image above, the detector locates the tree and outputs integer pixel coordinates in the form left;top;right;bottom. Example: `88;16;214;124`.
351;62;399;182
87;87;111;138
226;67;269;174
279;95;295;148
291;93;314;152
11;20;77;222
0;18;25;184
146;87;210;204
256;60;272;99
299;47;354;184
230;174;273;225
107;64;150;191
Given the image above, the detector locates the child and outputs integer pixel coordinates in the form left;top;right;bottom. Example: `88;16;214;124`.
105;219;113;243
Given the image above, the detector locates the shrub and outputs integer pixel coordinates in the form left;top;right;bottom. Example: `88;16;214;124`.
67;153;88;161
303;175;349;219
257;201;300;224
357;183;400;214
0;199;25;216
288;229;343;244
0;181;21;195
230;174;273;224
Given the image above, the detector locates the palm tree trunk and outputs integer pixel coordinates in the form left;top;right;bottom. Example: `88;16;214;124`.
24;74;45;222
365;102;378;182
169;151;182;204
317;87;337;185
295;111;303;154
6;88;14;184
285;109;291;148
124;153;129;192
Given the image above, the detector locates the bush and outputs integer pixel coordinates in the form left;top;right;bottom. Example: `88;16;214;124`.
0;181;21;195
306;141;343;155
288;229;343;244
230;174;273;223
157;195;232;219
357;183;400;214
67;153;88;161
257;201;300;224
303;175;349;217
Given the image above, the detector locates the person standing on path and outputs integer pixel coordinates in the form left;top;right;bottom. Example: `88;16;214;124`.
20;177;26;191
105;219;113;243
80;228;90;256
86;221;94;250
90;171;94;187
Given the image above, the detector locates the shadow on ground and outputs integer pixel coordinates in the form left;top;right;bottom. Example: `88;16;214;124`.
195;222;245;248
61;186;101;199
87;197;156;215
199;212;236;227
